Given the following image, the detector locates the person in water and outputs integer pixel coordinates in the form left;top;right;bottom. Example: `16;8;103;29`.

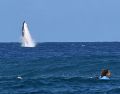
99;69;111;80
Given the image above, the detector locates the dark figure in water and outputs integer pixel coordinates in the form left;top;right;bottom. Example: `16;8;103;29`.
99;69;111;80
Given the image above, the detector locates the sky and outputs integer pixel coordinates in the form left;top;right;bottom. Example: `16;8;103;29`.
0;0;120;42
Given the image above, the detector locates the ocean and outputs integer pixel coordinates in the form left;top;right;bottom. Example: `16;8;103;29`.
0;42;120;94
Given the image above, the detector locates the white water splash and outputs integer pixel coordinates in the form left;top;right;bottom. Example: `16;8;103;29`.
17;76;23;80
21;21;36;47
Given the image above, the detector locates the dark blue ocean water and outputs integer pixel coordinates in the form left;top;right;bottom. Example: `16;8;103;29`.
0;42;120;94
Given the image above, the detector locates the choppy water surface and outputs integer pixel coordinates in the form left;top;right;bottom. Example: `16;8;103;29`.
0;42;120;94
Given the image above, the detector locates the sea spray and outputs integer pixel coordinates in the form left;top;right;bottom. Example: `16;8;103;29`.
21;21;36;47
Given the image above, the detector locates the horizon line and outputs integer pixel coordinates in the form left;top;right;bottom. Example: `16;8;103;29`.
0;41;120;43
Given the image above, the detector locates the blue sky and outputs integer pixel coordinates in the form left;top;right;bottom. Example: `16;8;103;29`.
0;0;120;42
